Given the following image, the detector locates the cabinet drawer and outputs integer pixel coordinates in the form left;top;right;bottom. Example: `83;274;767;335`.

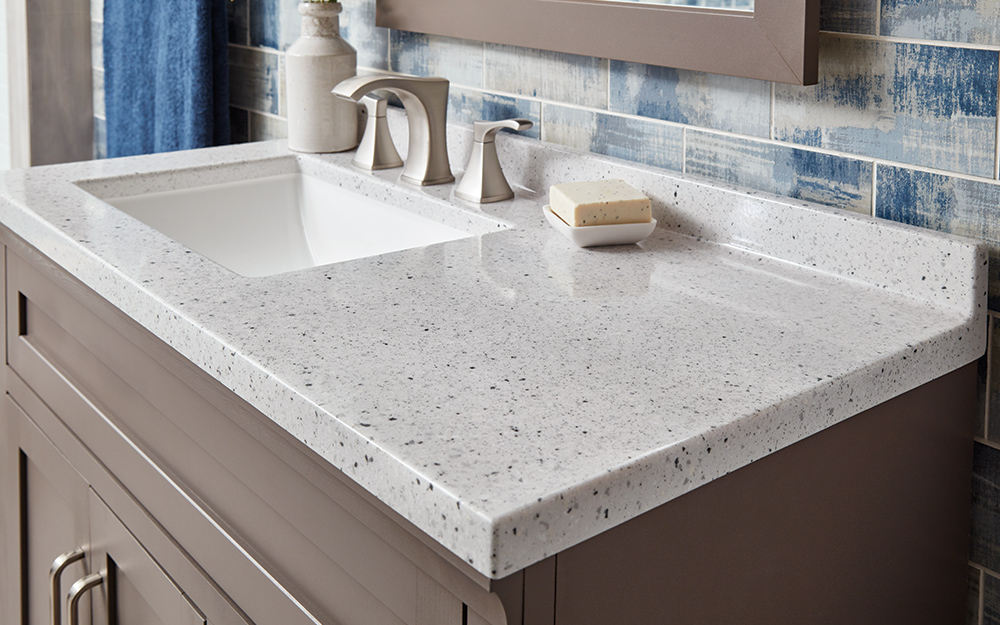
4;244;487;625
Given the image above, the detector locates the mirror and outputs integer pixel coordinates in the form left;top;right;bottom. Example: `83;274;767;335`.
376;0;818;85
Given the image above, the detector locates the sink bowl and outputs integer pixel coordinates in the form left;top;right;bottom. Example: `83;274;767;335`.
89;164;502;277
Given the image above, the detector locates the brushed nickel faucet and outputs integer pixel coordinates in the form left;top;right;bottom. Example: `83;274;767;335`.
333;75;454;186
455;118;533;203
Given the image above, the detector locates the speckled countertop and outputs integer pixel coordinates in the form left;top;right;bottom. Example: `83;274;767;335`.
0;116;987;579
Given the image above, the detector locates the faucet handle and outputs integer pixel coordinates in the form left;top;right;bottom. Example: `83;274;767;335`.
473;119;533;143
455;118;533;204
352;94;404;171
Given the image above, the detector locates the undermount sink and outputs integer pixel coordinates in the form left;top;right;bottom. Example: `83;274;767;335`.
86;161;504;277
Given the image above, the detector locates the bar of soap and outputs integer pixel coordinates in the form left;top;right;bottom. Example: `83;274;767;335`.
549;179;651;227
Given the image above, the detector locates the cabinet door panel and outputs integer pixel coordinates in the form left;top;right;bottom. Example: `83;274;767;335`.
5;396;92;625
88;489;205;625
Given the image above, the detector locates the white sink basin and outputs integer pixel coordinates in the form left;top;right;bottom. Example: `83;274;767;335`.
99;170;495;277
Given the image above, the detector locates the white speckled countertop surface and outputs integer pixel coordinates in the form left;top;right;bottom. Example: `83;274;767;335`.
0;114;987;579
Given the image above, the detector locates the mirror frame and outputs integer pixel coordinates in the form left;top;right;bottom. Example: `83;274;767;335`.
376;0;819;85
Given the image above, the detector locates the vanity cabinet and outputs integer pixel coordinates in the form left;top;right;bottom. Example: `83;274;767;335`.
0;231;509;625
0;223;978;625
3;395;206;625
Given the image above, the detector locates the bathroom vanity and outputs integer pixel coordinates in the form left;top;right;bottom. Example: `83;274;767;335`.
0;126;986;625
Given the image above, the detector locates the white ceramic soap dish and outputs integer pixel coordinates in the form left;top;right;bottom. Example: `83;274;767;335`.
543;205;656;248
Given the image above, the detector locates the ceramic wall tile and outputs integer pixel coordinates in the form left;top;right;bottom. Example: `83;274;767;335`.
449;87;540;139
340;0;389;71
821;0;879;33
609;61;770;137
484;44;608;110
686;130;874;213
774;37;998;177
249;112;287;141
970;567;983;625
986;571;1000;625
249;0;299;51
228;0;249;46
542;104;683;171
228;46;280;116
970;442;1000;572
91;0;103;23
875;164;1000;309
881;0;1000;45
391;31;483;88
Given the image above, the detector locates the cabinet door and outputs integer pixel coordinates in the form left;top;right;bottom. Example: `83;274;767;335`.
86;489;205;625
2;395;92;625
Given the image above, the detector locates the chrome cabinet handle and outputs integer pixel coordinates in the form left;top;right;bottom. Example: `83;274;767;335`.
67;571;104;625
50;548;85;625
455;118;533;204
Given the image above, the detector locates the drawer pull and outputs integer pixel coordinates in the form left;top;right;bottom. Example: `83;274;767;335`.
67;571;104;625
49;548;85;625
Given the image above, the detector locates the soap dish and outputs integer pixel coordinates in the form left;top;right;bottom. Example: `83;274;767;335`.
543;205;656;248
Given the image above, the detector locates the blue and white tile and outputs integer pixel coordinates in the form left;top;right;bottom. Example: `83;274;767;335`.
228;46;280;116
972;442;1000;572
542;104;683;171
390;31;483;87
610;61;770;137
875;164;1000;308
249;0;300;50
449;87;540;139
341;0;389;70
686;131;874;213
774;37;998;177
821;0;879;33
484;44;608;109
881;0;1000;45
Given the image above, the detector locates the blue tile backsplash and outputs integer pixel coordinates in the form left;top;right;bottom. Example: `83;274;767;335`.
92;0;1000;619
774;37;998;177
609;61;771;137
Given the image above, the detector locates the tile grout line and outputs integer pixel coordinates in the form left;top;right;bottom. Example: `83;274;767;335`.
826;30;1000;51
874;0;881;37
972;561;1000;579
975;435;1000;452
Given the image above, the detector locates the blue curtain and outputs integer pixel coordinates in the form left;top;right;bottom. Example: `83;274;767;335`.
104;0;230;158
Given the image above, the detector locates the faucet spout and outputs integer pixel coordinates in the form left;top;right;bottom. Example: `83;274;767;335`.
333;75;454;186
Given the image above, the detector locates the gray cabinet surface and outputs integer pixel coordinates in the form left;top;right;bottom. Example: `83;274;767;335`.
2;396;206;625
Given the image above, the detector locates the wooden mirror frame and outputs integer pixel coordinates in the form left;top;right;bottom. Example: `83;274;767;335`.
376;0;819;85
